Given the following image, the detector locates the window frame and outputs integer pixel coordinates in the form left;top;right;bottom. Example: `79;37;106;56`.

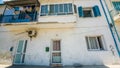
40;5;48;16
85;36;106;51
40;3;74;16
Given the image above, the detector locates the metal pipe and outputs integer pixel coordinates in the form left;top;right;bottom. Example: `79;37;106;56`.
100;0;120;57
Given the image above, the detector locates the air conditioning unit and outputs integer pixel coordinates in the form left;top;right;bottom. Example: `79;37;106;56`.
27;30;37;37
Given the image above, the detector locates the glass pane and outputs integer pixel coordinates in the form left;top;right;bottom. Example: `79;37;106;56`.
22;54;25;63
55;4;59;14
53;40;61;51
52;53;61;63
40;5;48;16
17;40;24;53
74;5;77;13
89;37;98;49
68;4;73;13
83;10;92;17
41;5;45;13
86;37;90;49
64;4;68;13
14;54;22;63
97;37;104;50
50;5;55;15
23;40;27;52
44;5;48;13
59;4;64;13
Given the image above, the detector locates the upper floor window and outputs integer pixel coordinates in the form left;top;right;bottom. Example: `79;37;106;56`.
40;3;73;16
78;5;101;17
83;8;93;17
41;5;48;16
112;2;120;11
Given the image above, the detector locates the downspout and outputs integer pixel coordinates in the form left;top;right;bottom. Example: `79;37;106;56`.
100;0;120;57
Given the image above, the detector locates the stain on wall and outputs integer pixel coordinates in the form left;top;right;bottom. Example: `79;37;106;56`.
0;51;12;64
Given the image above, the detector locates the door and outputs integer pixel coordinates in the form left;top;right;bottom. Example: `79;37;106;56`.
14;40;27;64
51;40;62;65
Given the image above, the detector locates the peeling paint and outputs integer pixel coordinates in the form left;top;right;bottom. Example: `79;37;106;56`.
0;52;12;64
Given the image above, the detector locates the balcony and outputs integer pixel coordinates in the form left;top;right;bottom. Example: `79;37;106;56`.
0;13;37;23
0;0;40;24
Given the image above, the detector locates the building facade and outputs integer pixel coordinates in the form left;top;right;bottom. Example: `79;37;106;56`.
106;0;120;42
0;0;120;66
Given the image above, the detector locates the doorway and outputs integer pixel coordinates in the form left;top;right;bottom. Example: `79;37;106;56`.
51;40;62;66
14;40;27;64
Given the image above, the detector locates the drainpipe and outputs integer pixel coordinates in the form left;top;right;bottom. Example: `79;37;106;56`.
100;0;120;57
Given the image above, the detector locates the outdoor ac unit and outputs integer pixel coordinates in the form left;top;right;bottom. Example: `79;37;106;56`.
27;30;37;37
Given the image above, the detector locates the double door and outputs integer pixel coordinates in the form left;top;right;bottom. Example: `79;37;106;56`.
14;40;27;64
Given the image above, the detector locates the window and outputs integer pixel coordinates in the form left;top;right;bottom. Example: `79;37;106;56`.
41;5;48;16
78;5;101;17
49;5;55;15
83;8;93;17
86;36;105;51
40;3;74;16
53;40;61;51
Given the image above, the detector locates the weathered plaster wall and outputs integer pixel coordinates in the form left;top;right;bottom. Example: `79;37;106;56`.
0;27;13;64
18;27;119;66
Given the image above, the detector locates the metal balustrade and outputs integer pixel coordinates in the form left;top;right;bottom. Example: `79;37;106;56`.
0;13;37;23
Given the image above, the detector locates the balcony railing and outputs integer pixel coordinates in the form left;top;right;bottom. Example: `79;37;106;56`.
0;13;37;23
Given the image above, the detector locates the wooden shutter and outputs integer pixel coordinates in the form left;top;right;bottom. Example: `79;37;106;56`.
93;5;101;17
78;6;84;17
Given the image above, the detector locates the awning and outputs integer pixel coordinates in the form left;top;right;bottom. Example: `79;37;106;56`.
4;0;40;7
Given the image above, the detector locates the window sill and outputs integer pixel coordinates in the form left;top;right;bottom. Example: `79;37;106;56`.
88;50;108;52
40;13;76;17
39;14;77;18
79;16;101;18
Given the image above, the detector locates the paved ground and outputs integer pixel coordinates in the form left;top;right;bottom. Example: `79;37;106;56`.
0;65;120;68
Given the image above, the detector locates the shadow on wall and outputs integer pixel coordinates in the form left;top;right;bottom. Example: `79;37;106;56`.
5;65;110;68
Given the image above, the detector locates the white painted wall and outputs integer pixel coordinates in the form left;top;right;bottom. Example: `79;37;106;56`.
22;27;119;66
0;0;120;66
0;27;13;64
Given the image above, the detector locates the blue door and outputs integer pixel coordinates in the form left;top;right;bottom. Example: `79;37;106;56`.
14;40;27;64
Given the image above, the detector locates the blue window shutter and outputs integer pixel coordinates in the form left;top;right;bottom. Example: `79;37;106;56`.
78;6;83;17
93;5;101;17
93;6;97;17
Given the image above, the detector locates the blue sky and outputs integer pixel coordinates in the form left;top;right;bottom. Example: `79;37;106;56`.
0;0;3;4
